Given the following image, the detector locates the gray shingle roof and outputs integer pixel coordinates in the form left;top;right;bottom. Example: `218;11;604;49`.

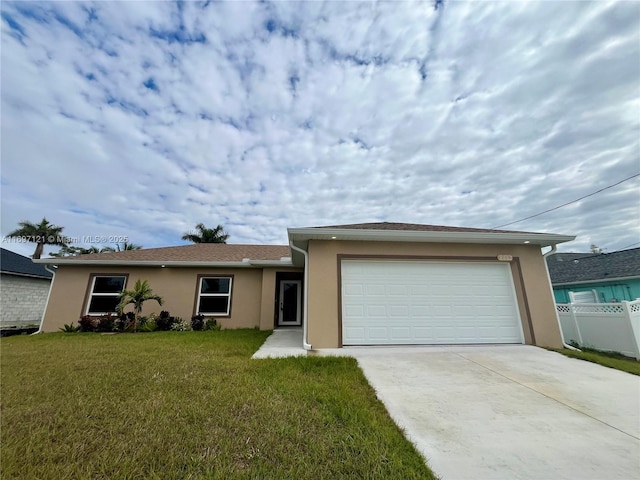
547;248;640;284
0;248;53;279
47;244;291;263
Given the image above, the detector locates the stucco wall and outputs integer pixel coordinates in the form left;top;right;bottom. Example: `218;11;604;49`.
41;265;302;332
306;240;563;349
1;274;51;327
259;268;277;330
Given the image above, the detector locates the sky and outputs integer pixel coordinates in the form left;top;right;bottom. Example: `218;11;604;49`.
1;0;639;258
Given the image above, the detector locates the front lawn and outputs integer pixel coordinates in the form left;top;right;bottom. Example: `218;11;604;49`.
1;330;435;479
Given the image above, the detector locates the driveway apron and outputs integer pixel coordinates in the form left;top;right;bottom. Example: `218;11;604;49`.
323;345;640;480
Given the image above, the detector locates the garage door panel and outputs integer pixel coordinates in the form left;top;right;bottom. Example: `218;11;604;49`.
390;327;411;340
367;305;387;317
344;284;364;295
369;327;389;339
365;284;385;295
411;305;430;316
344;327;365;341
453;305;474;316
433;305;453;316
342;261;523;345
344;307;365;321
389;305;409;317
387;285;409;296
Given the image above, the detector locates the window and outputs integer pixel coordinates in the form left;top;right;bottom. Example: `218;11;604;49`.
87;276;126;315
196;276;232;315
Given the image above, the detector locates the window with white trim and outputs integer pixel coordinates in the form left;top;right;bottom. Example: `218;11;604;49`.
196;277;232;315
87;276;127;315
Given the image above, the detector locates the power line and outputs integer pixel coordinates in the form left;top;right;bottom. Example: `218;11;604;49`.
557;242;640;260
616;241;640;250
493;173;640;229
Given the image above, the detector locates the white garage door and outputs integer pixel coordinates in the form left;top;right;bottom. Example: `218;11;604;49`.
341;260;523;345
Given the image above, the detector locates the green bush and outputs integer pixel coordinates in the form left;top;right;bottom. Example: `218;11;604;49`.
170;317;190;331
115;312;135;332
137;313;158;332
78;316;96;332
205;318;220;331
96;314;116;332
137;320;157;332
155;310;175;331
191;314;205;331
59;323;80;333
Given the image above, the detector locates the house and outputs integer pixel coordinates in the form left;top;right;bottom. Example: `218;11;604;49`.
35;222;574;348
1;248;54;329
547;248;640;303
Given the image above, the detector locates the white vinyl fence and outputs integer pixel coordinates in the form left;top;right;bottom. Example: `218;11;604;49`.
556;300;640;360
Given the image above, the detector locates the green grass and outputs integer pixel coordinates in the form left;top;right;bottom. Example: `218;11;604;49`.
1;330;436;479
551;347;640;376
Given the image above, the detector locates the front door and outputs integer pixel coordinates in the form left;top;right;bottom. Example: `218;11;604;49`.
278;280;301;326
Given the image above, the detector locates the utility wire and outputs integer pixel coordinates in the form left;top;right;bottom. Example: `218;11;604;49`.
493;173;640;229
616;241;640;250
556;242;640;261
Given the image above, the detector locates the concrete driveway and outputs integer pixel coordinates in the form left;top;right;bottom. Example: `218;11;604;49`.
320;345;640;480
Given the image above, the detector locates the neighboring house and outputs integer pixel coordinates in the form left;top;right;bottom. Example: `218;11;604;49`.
35;222;574;348
1;248;54;328
547;248;640;303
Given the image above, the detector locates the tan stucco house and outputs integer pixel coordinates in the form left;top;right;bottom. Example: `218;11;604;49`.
35;222;574;349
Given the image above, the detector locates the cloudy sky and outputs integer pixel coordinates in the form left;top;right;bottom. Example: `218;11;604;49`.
1;0;639;257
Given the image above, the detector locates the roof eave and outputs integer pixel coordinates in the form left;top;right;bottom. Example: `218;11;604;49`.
287;227;575;248
0;270;53;280
248;259;294;267
33;259;293;267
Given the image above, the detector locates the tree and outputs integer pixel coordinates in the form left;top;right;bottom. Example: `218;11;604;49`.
182;223;229;244
52;243;143;257
51;245;101;257
7;217;67;259
101;242;143;252
590;244;604;254
117;280;163;332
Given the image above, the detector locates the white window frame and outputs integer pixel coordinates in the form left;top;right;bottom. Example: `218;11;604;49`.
86;275;127;315
196;276;232;316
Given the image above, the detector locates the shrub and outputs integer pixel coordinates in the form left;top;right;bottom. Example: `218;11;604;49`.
96;314;115;332
170;317;190;331
115;312;135;332
191;314;205;331
138;319;157;332
78;316;96;332
156;310;175;331
59;323;80;333
137;313;158;332
205;318;220;331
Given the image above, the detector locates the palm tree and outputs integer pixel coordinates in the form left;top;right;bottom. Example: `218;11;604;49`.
8;217;67;259
182;223;229;244
117;280;163;332
101;242;143;253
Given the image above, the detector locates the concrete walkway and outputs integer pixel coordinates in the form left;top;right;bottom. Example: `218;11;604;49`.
251;328;306;358
253;336;640;479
